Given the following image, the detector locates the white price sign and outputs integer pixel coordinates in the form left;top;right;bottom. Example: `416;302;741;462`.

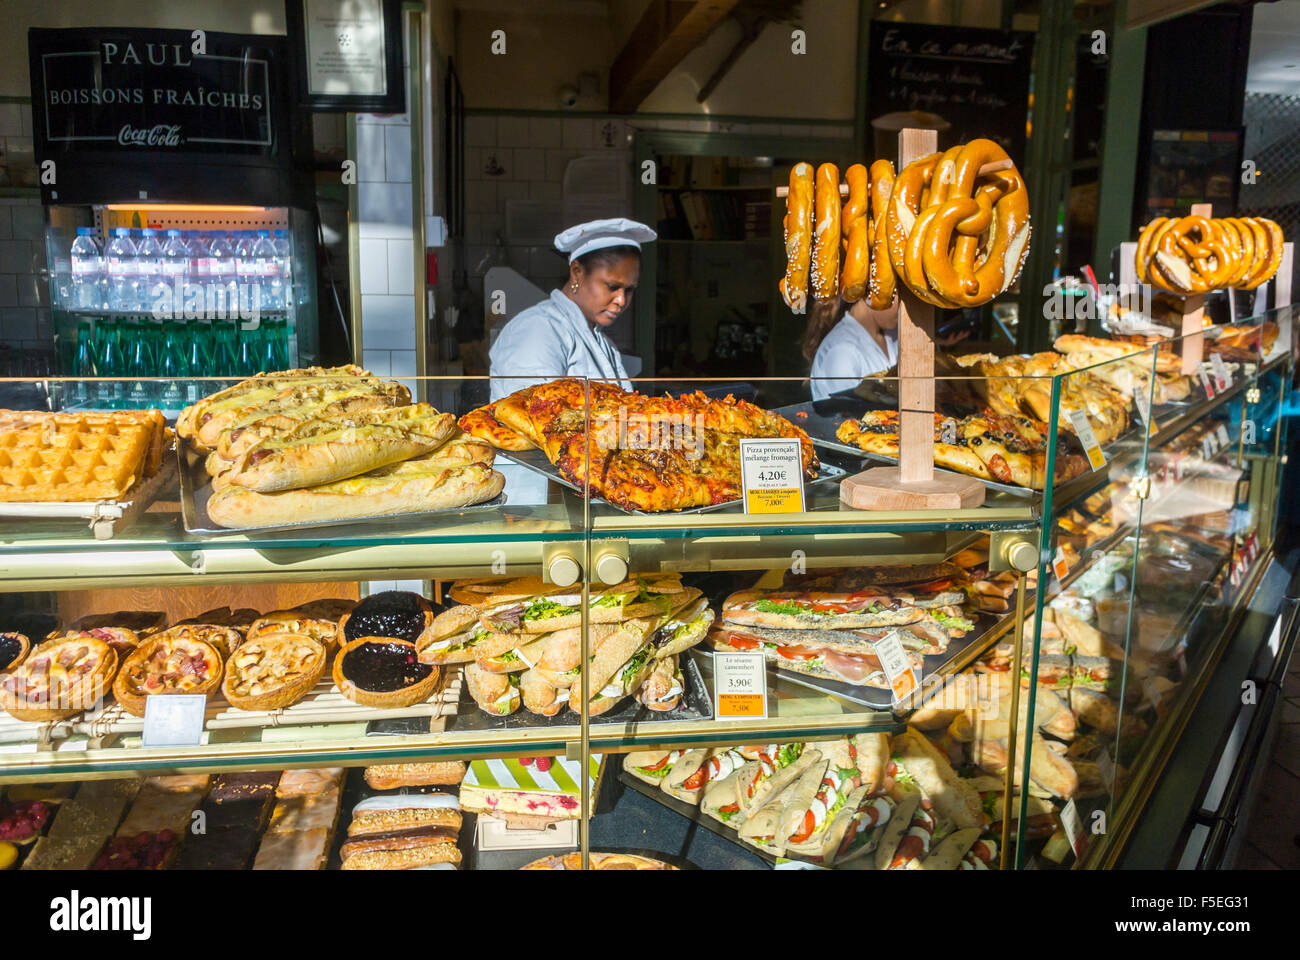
713;652;767;719
739;438;805;514
1210;353;1230;392
1059;798;1089;858
1202;435;1217;460
1198;368;1216;400
1066;409;1106;470
872;630;918;704
1215;424;1231;449
141;694;207;747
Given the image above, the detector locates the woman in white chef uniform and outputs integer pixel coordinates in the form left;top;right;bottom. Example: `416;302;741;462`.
489;217;656;401
488;218;656;503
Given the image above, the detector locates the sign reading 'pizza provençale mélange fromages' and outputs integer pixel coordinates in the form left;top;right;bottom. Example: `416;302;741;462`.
30;28;281;155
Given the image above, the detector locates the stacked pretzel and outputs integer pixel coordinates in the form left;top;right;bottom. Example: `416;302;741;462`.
780;139;1032;313
1136;215;1284;294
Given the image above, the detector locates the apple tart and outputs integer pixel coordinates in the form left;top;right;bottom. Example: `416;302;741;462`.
153;623;242;659
223;632;327;711
246;613;339;653
112;635;223;717
0;635;118;722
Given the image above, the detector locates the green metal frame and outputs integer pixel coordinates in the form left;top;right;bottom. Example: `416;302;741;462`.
1092;3;1147;292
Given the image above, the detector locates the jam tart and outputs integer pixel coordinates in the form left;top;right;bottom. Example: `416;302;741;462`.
223;631;327;711
333;637;440;708
337;591;432;647
0;632;29;673
112;635;223;718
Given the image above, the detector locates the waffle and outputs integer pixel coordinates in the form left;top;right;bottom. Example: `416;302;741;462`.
0;409;166;502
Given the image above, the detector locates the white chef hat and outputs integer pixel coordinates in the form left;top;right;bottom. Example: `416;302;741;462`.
554;218;657;262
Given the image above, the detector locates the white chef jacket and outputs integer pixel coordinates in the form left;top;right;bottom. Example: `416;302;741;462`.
489;289;631;402
809;316;899;401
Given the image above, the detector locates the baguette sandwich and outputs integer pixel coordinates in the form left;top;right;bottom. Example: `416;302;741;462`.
708;624;925;688
722;588;925;630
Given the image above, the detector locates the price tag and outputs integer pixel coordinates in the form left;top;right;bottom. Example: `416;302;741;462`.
1096;750;1117;793
1059;798;1089;858
1132;388;1157;435
1142;676;1164;710
1198;368;1216;400
872;630;918;704
1215;424;1231;449
739;438;805;514
713;652;768;719
774;857;829;870
1066;409;1106;470
141;694;207;747
1247;532;1259;561
1173;451;1185;481
1202;435;1217;460
1211;353;1230;392
1052;546;1070;583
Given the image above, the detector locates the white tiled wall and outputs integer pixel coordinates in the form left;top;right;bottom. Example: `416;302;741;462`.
0;197;52;371
459;115;635;300
457;112;853;303
355;25;419;393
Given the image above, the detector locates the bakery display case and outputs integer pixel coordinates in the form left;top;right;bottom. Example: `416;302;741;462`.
0;310;1290;869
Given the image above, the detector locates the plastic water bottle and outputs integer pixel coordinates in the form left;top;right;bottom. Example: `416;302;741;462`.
183;231;208;312
272;229;292;307
105;228;139;312
70;228;104;312
253;230;280;311
136;228;165;314
208;232;239;317
159;229;187;313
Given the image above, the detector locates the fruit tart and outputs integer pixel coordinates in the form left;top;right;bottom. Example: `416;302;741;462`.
111;635;223;718
153;622;241;659
0;799;54;844
222;632;326;711
0;632;29;672
333;637;440;708
247;612;339;652
0;636;117;722
46;626;139;658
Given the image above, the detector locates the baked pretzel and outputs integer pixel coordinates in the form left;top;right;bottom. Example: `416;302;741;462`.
779;162;814;314
1136;215;1284;292
1241;217;1284;289
839;163;870;302
889;139;1031;309
811;162;841;301
867;159;897;310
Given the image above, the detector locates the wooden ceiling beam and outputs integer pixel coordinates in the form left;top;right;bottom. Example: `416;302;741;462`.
610;0;743;113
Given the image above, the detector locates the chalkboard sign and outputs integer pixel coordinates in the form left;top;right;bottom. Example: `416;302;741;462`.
867;22;1034;166
29;27;309;207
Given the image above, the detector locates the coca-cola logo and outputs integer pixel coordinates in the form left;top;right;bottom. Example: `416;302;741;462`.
117;123;183;147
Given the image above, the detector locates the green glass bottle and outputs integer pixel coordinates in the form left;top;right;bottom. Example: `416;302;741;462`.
95;317;123;409
159;321;183;411
73;318;95;407
185;323;206;406
126;319;153;408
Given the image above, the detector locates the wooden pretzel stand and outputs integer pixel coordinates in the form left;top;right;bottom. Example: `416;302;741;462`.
839;128;986;511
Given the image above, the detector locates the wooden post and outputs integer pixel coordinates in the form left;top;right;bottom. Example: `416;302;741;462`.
839;128;985;511
1178;202;1213;376
897;128;938;486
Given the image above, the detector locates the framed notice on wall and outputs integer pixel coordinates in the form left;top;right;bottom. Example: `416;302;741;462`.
285;0;405;113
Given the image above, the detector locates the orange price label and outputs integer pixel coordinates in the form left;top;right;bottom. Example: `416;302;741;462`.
1052;546;1070;582
872;630;918;706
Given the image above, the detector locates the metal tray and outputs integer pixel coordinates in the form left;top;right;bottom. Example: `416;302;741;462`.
775;399;1132;503
691;611;999;710
444;656;713;730
499;446;847;515
177;440;507;537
